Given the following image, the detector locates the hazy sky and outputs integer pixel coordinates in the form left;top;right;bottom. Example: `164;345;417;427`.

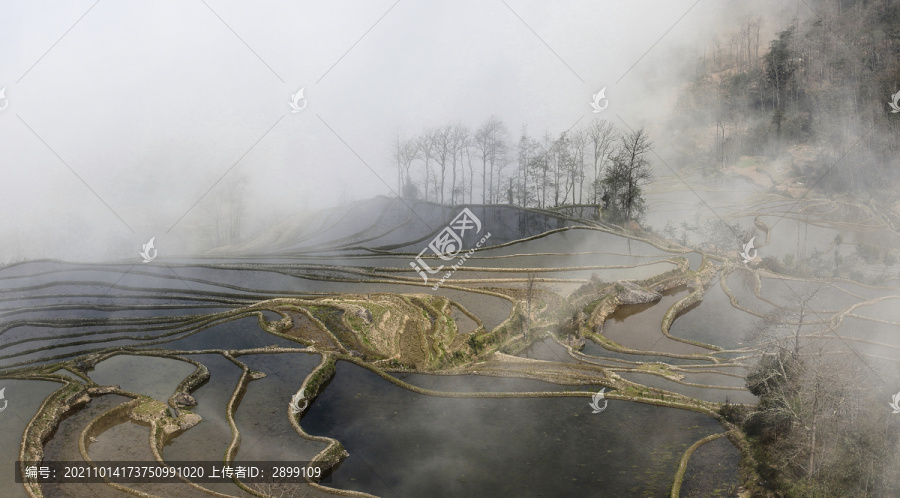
0;0;801;261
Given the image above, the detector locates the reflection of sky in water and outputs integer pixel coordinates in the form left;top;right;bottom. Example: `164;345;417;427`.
302;361;726;497
0;380;61;498
2;200;895;497
89;354;197;402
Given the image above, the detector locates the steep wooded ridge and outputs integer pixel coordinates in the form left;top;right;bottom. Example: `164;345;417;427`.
675;0;900;201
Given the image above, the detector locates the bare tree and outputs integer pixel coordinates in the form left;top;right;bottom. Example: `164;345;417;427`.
586;120;617;204
474;120;491;203
602;127;653;223
538;132;553;208
516;126;533;208
465;139;475;203
569;127;587;204
417;130;437;202
430;125;453;204
713;80;729;170
449;124;470;205
744;289;894;494
473;117;509;204
392;135;419;198
551;131;571;206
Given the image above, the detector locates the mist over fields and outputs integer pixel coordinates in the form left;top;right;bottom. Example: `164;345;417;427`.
2;1;900;497
1;0;811;262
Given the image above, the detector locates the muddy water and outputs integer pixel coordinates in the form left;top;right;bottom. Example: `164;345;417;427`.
41;394;132;498
618;372;755;405
162;354;242;457
685;252;703;270
289;234;672;269
602;289;709;355
755;276;869;313
161;353;261;497
84;411;193;496
850;297;900;322
0;379;63;498
722;271;779;316
233;353;327;462
580;339;706;366
518;336;579;364
449;305;478;334
302;361;724;497
678;435;741;497
476;228;668;258
5;196;897;498
668;283;754;350
759;216;847;261
753;214;898;266
642;176;758;231
444;263;676;283
152;315;300;352
393;372;598;393
89;354;196;402
833;317;900;378
0;261;517;369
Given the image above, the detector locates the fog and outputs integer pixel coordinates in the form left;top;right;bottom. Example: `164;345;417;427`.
0;0;805;262
3;3;900;494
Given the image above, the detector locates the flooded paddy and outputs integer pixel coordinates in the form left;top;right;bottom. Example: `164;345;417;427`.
618;371;755;405
153;315;301;352
579;341;709;366
234;353;327;462
518;336;580;364
5;0;900;493
303;361;723;497
41;394;133;498
163;354;244;462
89;418;210;497
3;200;895;497
393;372;596;393
677;435;741;497
667;283;753;350
601;289;709;355
0;380;64;498
88;355;196;402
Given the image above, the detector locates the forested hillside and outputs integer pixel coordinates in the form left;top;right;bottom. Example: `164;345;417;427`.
676;0;900;195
